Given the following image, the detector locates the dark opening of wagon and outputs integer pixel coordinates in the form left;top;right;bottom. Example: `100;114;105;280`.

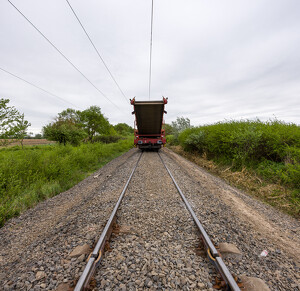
131;97;168;150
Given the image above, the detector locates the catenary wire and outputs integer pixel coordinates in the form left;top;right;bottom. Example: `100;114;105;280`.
148;0;154;100
7;0;122;112
65;0;128;103
0;66;80;109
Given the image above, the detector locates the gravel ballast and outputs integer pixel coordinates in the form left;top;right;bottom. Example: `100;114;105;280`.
94;151;216;290
0;148;299;291
160;148;300;291
0;149;140;290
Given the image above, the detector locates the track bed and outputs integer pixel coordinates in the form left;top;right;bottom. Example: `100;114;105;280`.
94;151;216;290
0;149;299;290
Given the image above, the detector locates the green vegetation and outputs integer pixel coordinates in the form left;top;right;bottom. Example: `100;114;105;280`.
80;106;111;141
33;133;43;139
43;120;86;146
43;106;111;145
43;107;134;146
168;119;300;216
0;101;135;226
0;138;133;227
0;98;31;147
163;116;191;138
113;123;134;136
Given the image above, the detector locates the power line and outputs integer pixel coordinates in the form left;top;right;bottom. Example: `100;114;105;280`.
65;0;128;103
7;0;122;112
0;66;79;108
149;0;154;100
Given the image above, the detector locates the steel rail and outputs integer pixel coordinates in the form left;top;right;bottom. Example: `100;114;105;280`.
158;152;240;291
74;152;143;291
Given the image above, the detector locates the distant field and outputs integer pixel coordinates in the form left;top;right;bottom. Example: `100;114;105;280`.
0;139;55;147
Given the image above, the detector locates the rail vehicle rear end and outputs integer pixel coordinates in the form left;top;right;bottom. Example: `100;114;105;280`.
131;97;168;150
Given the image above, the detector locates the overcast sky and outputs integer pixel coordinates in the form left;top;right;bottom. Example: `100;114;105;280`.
1;0;299;134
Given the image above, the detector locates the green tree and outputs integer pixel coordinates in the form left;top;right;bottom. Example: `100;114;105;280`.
171;117;191;133
34;133;43;139
163;123;174;136
43;119;86;146
0;98;31;146
43;106;112;145
14;114;31;148
58;108;82;124
80;106;110;141
114;123;133;136
43;107;88;146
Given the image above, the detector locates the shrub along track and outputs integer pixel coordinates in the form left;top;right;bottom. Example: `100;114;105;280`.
0;148;299;290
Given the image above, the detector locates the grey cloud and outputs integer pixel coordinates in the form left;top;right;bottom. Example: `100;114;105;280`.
1;0;299;134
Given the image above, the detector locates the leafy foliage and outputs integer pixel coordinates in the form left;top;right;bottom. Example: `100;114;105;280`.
171;116;191;133
80;106;110;141
43;120;86;146
178;119;300;189
34;133;43;139
93;135;123;144
165;117;192;145
114;123;133;136
0;138;133;227
58;108;82;124
43;106;112;145
166;134;175;144
163;123;174;136
0;98;31;146
13;114;31;148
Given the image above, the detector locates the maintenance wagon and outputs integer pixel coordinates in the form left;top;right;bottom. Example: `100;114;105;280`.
131;97;168;150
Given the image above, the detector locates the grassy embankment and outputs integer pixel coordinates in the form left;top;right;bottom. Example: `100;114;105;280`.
167;120;300;217
0;138;133;227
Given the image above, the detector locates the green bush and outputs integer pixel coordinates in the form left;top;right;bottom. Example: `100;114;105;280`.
43;120;86;146
113;123;134;136
93;135;123;144
166;135;177;145
178;119;300;189
0;139;133;227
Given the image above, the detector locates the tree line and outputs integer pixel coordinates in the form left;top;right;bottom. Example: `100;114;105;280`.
1;98;192;148
43;106;133;145
0;98;133;147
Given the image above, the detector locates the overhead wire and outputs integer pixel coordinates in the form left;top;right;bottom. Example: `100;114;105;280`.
0;66;80;109
65;0;128;103
148;0;154;100
7;0;122;112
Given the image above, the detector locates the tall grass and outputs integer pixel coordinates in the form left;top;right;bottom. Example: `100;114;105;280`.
177;120;300;190
0;139;133;227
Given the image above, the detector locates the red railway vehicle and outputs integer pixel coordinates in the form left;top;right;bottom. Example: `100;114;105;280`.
131;97;168;150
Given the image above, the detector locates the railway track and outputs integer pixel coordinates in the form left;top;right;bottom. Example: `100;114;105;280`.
75;151;240;291
1;148;298;290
